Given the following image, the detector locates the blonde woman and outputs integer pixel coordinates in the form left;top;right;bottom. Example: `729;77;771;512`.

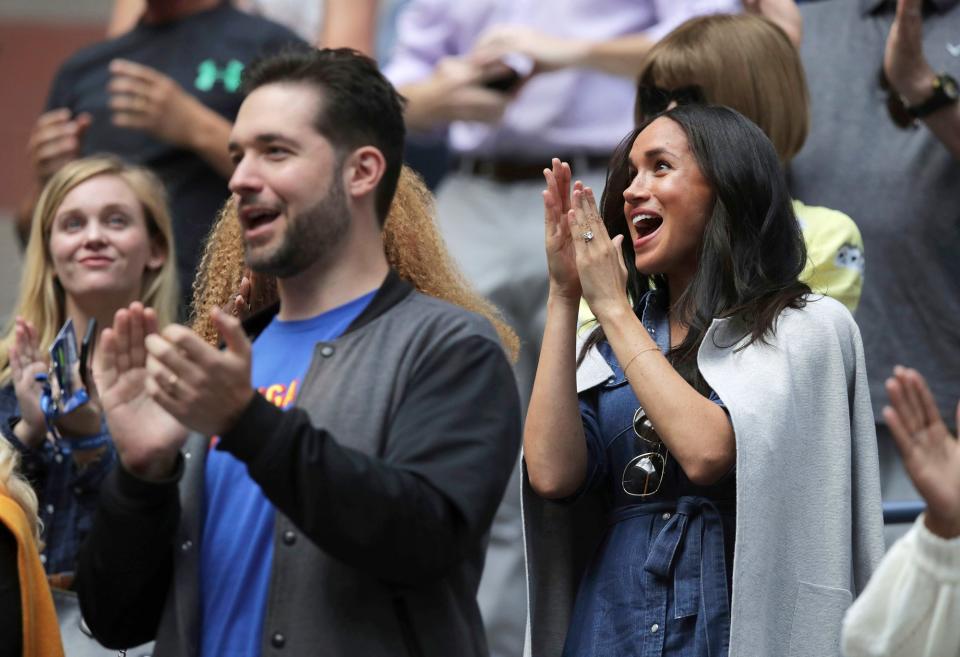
0;439;64;656
0;155;177;583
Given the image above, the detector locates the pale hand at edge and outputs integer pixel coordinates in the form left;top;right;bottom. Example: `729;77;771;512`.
884;366;960;538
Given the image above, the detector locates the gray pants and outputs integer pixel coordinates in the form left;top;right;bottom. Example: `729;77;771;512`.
435;169;607;657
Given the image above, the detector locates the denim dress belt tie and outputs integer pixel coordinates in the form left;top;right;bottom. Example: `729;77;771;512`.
609;496;733;657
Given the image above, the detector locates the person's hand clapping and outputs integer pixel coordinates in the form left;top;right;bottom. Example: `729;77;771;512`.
95;303;188;481
543;158;582;302
8;318;49;448
566;185;630;322
144;307;254;438
884;366;960;538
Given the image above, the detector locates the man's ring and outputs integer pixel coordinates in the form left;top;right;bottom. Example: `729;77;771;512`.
582;230;594;243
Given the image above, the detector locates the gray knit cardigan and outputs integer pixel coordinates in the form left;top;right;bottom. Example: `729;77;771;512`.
523;295;885;657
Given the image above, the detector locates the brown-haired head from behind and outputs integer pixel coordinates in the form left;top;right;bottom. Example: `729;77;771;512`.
635;13;809;163
191;166;520;361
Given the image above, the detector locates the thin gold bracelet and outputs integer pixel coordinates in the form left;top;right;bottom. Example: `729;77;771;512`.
622;345;660;376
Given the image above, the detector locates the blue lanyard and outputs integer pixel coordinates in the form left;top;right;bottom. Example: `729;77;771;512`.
36;371;92;445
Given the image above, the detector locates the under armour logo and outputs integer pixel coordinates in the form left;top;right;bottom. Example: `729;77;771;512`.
195;59;244;92
948;42;960;57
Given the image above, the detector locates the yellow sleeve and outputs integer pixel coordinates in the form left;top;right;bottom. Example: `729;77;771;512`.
794;199;864;313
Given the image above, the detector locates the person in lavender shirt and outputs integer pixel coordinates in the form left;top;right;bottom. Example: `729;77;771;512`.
382;3;803;656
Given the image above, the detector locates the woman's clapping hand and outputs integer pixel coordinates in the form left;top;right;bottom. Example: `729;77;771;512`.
884;366;960;538
566;185;630;322
543;158;582;302
8;317;48;447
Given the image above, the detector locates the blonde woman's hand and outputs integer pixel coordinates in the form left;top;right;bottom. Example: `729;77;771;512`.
567;185;630;321
55;357;103;437
884;366;960;539
8;318;47;448
543;159;582;301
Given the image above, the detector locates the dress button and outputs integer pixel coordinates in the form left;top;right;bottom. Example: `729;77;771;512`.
651;623;659;634
181;540;193;552
320;345;335;357
282;530;297;546
184;451;192;460
73;486;83;496
662;512;671;520
271;632;286;648
45;504;55;514
54;454;63;463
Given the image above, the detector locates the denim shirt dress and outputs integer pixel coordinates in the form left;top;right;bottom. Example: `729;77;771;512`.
0;384;116;576
563;291;736;657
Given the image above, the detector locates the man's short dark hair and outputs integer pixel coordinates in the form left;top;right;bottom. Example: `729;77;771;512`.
242;47;406;224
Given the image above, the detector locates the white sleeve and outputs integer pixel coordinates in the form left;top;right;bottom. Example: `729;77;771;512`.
842;515;960;657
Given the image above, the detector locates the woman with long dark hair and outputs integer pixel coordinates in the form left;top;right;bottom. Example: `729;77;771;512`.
633;12;864;313
523;105;884;657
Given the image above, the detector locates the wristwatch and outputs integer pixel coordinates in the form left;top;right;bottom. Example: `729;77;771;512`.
904;73;959;118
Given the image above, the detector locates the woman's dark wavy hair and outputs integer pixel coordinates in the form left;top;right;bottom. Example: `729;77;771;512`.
581;104;810;388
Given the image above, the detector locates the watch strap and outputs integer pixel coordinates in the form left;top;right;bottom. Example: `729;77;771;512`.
905;73;959;118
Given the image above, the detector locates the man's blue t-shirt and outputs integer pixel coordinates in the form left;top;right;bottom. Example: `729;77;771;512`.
199;291;376;657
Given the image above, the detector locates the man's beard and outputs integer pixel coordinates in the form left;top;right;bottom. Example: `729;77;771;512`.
245;175;350;279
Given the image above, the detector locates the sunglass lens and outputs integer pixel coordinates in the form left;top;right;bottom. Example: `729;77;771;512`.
622;452;665;497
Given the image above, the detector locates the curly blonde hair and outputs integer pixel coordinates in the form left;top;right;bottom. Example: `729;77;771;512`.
191;166;519;361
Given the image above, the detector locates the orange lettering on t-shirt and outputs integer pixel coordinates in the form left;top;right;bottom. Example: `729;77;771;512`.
281;379;298;409
264;384;286;406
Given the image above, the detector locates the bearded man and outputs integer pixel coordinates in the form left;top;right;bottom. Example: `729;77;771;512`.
74;48;521;657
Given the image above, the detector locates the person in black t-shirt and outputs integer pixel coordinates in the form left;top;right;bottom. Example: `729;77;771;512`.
24;0;303;311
